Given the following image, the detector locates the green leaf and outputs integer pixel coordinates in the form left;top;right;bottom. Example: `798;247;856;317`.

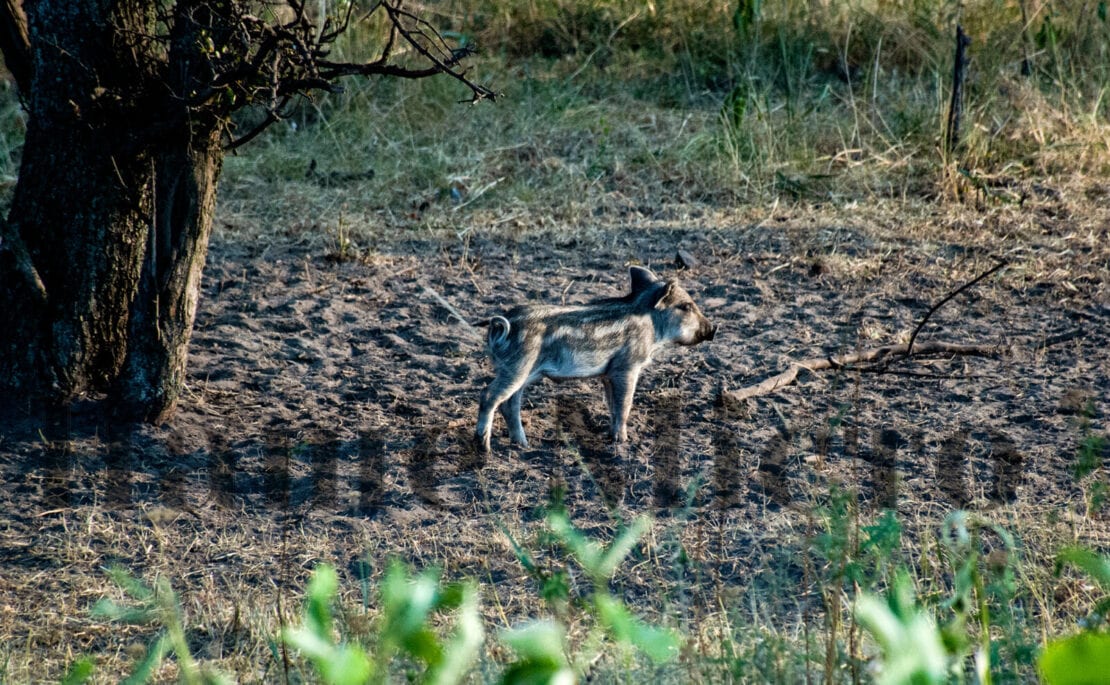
282;626;335;662
1040;632;1110;685
540;571;569;604
499;622;575;684
855;575;947;685
59;657;95;685
305;564;339;636
381;562;440;639
499;662;575;685
861;510;902;557
627;621;681;663
425;585;484;685
498;523;538;575
500;620;569;667
596;594;634;638
595;595;681;663
596;517;651;580
732;0;762;36
321;646;373;685
283;626;373;685
547;512;602;573
121;633;171;685
90;598;153;625
435;581;468;611
1057;548;1110;591
103;566;155;603
1074;434;1106;479
401;627;445;665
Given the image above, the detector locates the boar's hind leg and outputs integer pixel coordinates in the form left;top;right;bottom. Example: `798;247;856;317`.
499;388;529;447
477;372;532;452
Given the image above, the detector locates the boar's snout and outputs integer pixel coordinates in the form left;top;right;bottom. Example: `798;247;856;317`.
697;320;717;342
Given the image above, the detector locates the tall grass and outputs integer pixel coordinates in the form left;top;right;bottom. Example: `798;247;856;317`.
211;0;1110;243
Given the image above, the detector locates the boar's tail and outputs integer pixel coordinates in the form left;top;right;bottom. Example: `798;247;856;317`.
486;316;511;350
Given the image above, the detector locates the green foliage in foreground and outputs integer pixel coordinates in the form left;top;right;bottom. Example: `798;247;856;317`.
85;568;234;684
1039;548;1110;685
73;510;676;684
856;573;948;685
283;562;482;685
66;507;1110;684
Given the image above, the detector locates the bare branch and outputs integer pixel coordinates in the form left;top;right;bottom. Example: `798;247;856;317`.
906;259;1008;357
723;341;1005;402
179;0;495;151
0;218;48;305
342;1;496;102
722;328;1086;403
225;111;279;151
722;259;1028;402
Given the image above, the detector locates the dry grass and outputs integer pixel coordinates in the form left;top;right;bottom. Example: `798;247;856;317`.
2;1;1110;682
215;0;1110;251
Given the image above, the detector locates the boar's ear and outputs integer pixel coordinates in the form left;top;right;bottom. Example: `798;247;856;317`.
629;265;658;294
651;281;677;309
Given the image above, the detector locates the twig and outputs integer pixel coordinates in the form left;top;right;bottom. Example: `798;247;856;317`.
451;176;503;212
382;264;419;282
1040;328;1084;349
1019;0;1033;76
423;285;482;339
724;341;1003;402
723;329;1086;402
567;8;641;81
906;259;1007;357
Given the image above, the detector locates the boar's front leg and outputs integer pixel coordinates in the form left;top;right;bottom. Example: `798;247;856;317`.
606;366;643;443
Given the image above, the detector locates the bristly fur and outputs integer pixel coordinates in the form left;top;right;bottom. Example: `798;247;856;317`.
475;265;717;453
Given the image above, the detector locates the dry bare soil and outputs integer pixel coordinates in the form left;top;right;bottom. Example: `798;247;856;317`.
1;191;1108;681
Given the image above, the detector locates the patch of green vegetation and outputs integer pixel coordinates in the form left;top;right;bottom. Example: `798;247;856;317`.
203;0;1110;243
74;508;680;684
68;504;1110;684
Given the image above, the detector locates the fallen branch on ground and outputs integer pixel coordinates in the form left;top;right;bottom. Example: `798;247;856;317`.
721;328;1085;401
722;258;1055;402
423;285;483;340
722;340;1003;402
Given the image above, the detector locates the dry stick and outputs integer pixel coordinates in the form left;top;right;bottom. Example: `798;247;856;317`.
724;341;1002;402
906;259;1008;357
378;263;419;284
1019;0;1033;76
945;24;972;156
423;285;483;340
726;260;1011;402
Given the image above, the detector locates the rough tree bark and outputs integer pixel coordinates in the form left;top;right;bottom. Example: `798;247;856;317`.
1;2;160;407
113;3;232;422
0;1;494;423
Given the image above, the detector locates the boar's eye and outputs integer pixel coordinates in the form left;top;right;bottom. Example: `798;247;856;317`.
677;303;692;312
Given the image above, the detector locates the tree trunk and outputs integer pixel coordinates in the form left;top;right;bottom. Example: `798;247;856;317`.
0;1;226;422
115;125;224;423
0;0;486;422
